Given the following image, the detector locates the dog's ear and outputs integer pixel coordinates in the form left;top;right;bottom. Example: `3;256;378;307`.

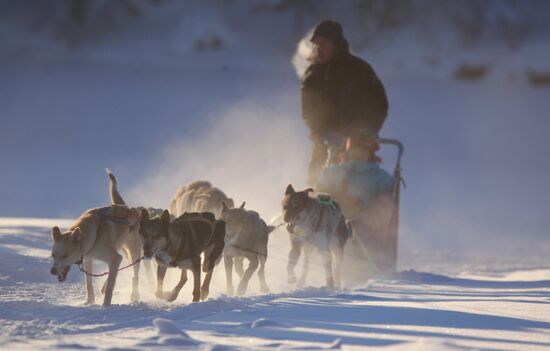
305;188;314;193
239;201;245;209
222;202;228;212
72;227;82;243
52;226;62;241
285;184;295;195
160;210;170;233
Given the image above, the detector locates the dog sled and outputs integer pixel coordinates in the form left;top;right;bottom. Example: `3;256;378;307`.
316;137;404;284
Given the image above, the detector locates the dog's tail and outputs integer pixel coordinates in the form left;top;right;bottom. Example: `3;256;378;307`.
106;168;126;205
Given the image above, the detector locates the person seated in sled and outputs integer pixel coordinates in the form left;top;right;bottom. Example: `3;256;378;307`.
316;133;394;218
317;133;397;276
301;20;389;186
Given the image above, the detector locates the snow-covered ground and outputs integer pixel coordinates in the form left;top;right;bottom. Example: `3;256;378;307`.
0;219;549;350
1;2;550;350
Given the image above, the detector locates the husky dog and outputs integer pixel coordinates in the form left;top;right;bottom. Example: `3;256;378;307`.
139;210;225;302
220;201;276;295
170;180;234;218
50;205;143;306
282;184;349;289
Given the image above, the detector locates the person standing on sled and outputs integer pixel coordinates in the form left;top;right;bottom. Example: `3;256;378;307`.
301;20;389;186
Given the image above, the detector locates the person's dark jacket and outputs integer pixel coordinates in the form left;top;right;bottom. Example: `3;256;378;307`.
301;51;388;139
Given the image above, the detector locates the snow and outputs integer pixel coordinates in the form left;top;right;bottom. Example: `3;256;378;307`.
1;2;550;350
0;219;549;350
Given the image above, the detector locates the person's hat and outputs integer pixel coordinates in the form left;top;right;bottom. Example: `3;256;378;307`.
311;20;344;44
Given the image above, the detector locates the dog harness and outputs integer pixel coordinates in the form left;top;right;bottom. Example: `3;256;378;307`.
177;213;217;233
74;206;140;267
319;199;339;210
288;199;341;241
94;206;140;231
169;215;218;266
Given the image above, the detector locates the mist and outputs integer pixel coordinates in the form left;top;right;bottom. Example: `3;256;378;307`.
1;0;549;282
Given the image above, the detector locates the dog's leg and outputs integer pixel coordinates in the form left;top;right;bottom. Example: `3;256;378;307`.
224;255;234;296
143;259;155;294
130;261;140;302
287;236;303;284
331;245;343;289
155;264;168;299
100;279;107;295
234;257;245;279
166;269;188;302
126;247;141;302
83;258;95;305
258;255;270;294
200;270;213;301
321;250;335;289
236;256;259;295
297;244;313;288
102;250;123;307
191;256;202;302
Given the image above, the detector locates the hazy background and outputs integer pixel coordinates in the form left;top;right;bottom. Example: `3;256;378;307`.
1;0;549;274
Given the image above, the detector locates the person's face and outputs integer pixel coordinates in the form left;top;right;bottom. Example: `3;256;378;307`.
312;36;336;64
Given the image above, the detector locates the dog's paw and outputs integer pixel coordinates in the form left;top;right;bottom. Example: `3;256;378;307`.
165;292;179;302
200;288;209;301
84;299;95;306
226;286;234;296
130;292;140;302
155;290;166;300
236;283;248;296
297;278;306;289
287;274;297;285
260;285;270;294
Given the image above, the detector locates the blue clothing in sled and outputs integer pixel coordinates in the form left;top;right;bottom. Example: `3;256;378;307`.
317;160;394;209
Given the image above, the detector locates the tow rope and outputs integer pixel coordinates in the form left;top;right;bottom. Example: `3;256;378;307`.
77;256;144;277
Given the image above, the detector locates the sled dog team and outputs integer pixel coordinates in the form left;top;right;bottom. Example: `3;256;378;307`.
50;171;349;306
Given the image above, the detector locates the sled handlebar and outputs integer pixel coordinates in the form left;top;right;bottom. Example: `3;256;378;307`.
377;138;404;167
323;136;404;170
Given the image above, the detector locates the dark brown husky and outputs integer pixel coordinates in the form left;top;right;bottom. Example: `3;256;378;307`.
140;210;225;302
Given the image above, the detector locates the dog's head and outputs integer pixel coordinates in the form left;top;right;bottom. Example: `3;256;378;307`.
50;226;83;282
220;201;247;239
139;209;170;258
282;184;314;224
